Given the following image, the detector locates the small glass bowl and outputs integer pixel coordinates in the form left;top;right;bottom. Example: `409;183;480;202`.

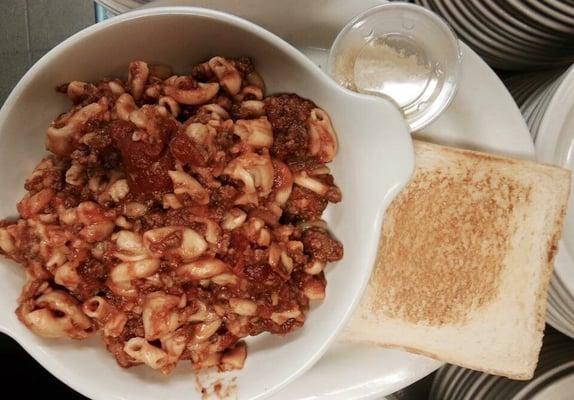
327;3;462;132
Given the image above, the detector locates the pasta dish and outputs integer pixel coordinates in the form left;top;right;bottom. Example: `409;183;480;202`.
0;56;343;374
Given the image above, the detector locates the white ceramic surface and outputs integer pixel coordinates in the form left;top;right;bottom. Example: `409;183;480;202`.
506;0;574;35
534;65;574;339
526;0;574;26
529;370;574;400
135;1;535;399
0;7;415;400
132;1;535;399
469;0;553;46
3;1;538;398
505;65;574;340
504;69;566;118
430;333;574;400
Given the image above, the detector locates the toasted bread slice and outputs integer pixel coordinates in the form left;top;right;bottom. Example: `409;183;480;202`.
341;140;571;380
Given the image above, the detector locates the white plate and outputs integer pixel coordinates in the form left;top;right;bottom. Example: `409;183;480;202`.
515;80;547;109
0;6;416;400
483;1;563;42
442;366;467;398
545;0;574;19
468;372;492;399
437;1;516;55
506;74;549;107
529;78;565;139
450;368;476;399
420;0;568;70
138;0;536;397
422;0;512;69
521;78;561;133
443;0;559;63
506;0;574;36
429;364;454;400
467;1;564;52
516;362;574;400
520;76;561;121
553;272;574;324
530;372;574;400
431;333;574;400
511;70;566;108
548;270;574;338
505;62;574;347
138;0;534;400
136;1;532;398
525;0;574;26
470;0;551;46
446;1;538;56
535;65;574;339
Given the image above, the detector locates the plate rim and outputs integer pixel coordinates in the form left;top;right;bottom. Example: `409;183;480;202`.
5;1;534;398
0;5;415;400
136;1;534;398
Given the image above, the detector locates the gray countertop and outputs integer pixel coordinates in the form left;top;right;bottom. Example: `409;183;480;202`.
0;0;94;103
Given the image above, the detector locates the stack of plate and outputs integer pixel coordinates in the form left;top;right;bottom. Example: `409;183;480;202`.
414;0;574;70
430;330;574;400
504;68;567;141
100;0;574;71
505;65;574;339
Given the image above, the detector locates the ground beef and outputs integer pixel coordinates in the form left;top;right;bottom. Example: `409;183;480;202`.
264;94;315;131
301;227;344;262
265;94;320;166
170;132;208;167
77;259;109;292
105;336;135;368
283;186;328;221
233;57;255;77
111;119;175;198
210;185;239;211
1;57;343;376
24;158;66;193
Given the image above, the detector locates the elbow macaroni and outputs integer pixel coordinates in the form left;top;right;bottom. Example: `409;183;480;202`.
18;291;92;339
1;56;343;375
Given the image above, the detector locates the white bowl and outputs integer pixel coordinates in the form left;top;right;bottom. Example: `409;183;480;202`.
0;7;413;400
